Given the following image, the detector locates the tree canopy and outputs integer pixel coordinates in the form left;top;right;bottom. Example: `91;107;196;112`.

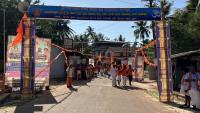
1;0;200;58
170;0;200;54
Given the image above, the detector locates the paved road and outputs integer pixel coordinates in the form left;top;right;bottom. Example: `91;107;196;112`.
45;77;179;113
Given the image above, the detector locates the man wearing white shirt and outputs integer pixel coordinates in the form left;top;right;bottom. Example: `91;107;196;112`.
187;67;200;111
110;65;117;87
180;69;191;108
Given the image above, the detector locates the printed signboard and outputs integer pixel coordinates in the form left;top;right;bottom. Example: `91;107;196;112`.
6;36;21;79
28;5;161;21
35;38;51;86
5;36;51;86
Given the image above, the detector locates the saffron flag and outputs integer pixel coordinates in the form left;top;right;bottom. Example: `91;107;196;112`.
11;14;28;47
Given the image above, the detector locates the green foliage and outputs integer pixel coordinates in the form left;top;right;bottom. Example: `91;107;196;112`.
36;19;74;45
0;0;42;60
160;0;172;19
85;26;96;41
186;0;199;10
0;0;23;59
73;26;109;54
170;1;200;54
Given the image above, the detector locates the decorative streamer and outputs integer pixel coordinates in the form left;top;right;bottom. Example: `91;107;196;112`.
134;40;157;68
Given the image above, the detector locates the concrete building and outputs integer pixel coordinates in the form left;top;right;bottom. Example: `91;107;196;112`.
92;41;132;64
50;45;85;79
171;49;200;91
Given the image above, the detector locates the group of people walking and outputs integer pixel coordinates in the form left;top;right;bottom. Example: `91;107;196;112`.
66;63;135;88
110;64;134;88
180;67;200;111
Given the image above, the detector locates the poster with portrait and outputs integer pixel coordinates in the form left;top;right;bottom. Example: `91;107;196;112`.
6;36;21;79
35;38;51;86
5;36;51;86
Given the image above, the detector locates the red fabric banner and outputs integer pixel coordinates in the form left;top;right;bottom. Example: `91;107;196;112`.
11;14;28;47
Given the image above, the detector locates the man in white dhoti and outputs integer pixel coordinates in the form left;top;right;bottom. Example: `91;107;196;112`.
195;73;200;110
188;67;200;111
110;65;117;87
180;69;191;108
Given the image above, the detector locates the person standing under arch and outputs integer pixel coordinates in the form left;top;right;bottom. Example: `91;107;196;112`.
66;64;73;88
188;67;200;111
180;69;190;108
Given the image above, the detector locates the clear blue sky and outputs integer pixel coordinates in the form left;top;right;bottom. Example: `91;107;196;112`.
40;0;187;42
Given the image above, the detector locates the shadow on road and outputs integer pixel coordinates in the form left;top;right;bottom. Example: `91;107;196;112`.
11;91;57;113
73;80;90;86
140;81;157;84
1;80;83;113
164;102;197;113
12;88;78;113
115;86;146;91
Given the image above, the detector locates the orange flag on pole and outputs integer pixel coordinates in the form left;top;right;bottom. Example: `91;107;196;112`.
11;13;28;47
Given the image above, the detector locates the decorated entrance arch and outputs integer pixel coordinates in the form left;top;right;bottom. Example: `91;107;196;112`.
15;4;172;102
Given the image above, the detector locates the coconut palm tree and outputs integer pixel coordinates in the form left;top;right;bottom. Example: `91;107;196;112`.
142;0;158;40
85;26;96;41
142;0;158;7
142;0;172;19
160;0;172;19
142;0;158;58
142;0;172;57
132;21;151;46
55;20;75;40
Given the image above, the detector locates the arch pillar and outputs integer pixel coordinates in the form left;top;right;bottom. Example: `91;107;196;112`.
156;20;173;102
21;15;35;99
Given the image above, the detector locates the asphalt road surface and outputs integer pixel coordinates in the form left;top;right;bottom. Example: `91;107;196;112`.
46;76;180;113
